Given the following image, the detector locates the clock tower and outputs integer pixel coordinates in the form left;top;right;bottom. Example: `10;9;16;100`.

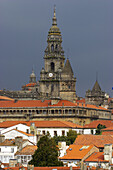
39;7;76;101
39;7;65;98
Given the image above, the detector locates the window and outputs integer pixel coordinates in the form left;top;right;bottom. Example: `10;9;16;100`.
42;130;45;135
54;131;57;136
62;130;65;136
51;62;55;72
11;148;14;153
26;129;29;134
55;44;58;50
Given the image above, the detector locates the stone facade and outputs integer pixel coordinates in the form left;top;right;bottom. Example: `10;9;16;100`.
0;99;111;125
85;80;109;106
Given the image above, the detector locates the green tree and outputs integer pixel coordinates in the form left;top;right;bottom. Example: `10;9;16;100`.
96;124;106;135
53;130;79;145
29;135;63;167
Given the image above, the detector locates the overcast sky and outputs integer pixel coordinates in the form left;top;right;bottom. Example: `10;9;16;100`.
0;0;113;97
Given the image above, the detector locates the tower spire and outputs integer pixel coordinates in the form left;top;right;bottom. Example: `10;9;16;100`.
52;5;57;26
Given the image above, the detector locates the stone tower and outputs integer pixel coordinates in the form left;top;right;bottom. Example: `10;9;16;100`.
60;58;76;101
85;80;108;106
39;7;76;100
29;69;36;83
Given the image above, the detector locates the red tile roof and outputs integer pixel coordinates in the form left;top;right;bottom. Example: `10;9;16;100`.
0;99;108;110
0;139;15;146
0;120;82;128
15;145;37;155
22;83;37;87
83;120;113;129
102;131;113;135
74;135;113;148
85;152;109;162
76;99;85;103
4;167;80;170
59;144;95;160
102;126;113;131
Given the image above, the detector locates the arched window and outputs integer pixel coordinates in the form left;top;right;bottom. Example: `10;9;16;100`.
51;44;54;52
55;44;58;50
51;62;55;72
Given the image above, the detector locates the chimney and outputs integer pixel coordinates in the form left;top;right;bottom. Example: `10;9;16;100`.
0;134;5;143
30;122;37;135
15;136;23;151
70;166;72;170
9;159;17;167
104;144;112;164
28;164;34;170
58;141;66;156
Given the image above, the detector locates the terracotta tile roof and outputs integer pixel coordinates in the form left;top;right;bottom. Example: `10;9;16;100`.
0;120;82;128
34;168;80;170
22;82;37;87
4;167;27;170
0;99;108;111
85;152;109;162
0;96;14;101
0;139;15;146
3;129;34;136
0;100;51;108
83;120;113;129
0;138;33;146
4;167;80;170
0;121;27;128
15;145;37;155
59;144;95;160
76;99;85;103
102;126;113;131
102;131;113;135
74;135;113;148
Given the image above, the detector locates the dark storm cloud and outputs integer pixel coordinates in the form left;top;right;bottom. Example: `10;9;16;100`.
0;0;113;97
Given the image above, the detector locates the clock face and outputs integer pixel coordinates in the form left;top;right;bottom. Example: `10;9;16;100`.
49;73;53;77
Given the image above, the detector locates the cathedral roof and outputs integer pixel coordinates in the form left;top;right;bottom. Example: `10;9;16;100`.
92;80;101;92
62;58;74;75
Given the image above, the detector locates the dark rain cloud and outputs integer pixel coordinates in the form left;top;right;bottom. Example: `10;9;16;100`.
0;0;113;97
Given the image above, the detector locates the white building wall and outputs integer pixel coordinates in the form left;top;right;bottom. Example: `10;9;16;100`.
3;129;37;144
0;146;17;163
83;129;96;135
37;128;82;137
0;124;30;134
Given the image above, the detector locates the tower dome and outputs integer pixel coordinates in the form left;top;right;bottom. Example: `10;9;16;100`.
29;69;36;83
44;6;64;58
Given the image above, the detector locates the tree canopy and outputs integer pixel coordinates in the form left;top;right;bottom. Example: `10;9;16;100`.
29;135;63;167
96;124;106;135
53;130;79;145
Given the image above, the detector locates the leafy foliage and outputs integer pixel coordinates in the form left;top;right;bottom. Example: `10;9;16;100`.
53;130;79;145
96;124;106;135
29;135;63;167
